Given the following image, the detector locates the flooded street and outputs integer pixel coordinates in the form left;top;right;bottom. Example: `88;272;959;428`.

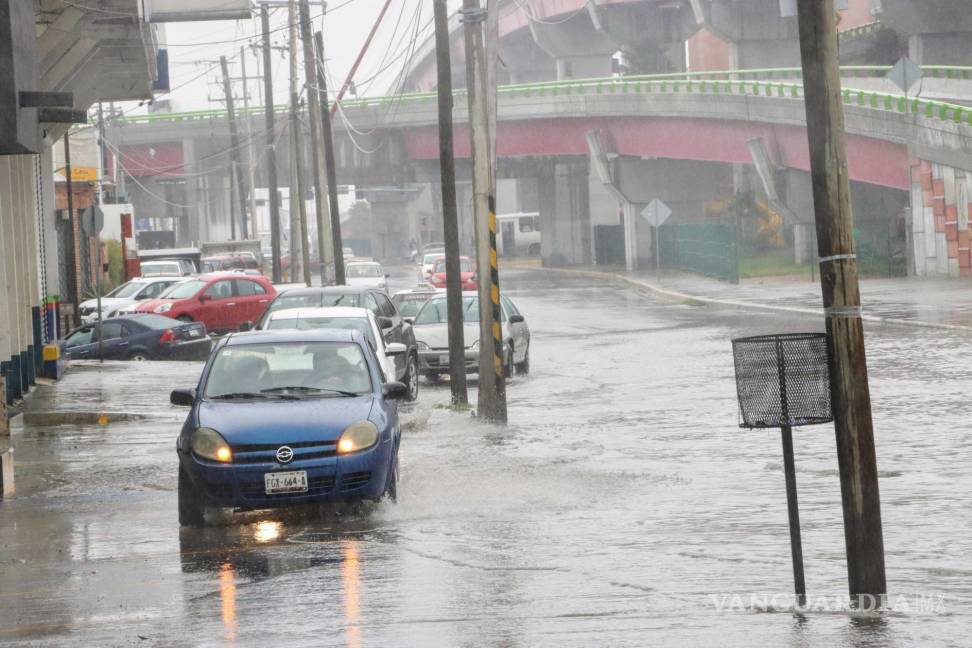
1;267;969;647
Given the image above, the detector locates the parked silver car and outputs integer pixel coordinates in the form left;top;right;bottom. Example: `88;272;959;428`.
411;291;530;382
79;276;185;324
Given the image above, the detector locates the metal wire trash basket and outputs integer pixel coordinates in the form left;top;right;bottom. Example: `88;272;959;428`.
731;333;833;429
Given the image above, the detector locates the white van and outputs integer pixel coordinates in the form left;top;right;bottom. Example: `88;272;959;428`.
496;212;541;257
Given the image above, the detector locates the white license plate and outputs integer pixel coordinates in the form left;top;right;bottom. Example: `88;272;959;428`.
187;329;201;338
264;470;308;494
439;355;449;364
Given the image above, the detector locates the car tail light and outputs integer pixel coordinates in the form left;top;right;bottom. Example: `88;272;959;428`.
158;329;177;344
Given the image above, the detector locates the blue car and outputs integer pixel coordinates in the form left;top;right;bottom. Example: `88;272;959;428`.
171;329;407;526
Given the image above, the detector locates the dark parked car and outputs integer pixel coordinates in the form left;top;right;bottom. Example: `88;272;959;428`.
172;328;406;525
256;286;418;381
61;314;211;361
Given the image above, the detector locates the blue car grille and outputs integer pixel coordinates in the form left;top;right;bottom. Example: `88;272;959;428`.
231;439;338;465
341;471;371;491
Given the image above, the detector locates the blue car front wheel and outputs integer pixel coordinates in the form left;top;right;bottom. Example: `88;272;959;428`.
178;465;206;527
384;451;399;502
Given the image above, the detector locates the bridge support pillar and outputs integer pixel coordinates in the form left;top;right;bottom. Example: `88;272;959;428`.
707;0;801;69
906;33;972;66
873;0;972;65
537;160;591;267
182;138;199;245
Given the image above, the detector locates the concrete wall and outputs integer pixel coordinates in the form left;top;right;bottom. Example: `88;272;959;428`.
910;159;972;278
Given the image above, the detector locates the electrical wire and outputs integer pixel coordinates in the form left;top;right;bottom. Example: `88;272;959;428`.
511;0;587;26
101;120;285;210
348;0;411;97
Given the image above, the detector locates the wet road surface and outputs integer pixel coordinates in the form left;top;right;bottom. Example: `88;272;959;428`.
0;267;969;647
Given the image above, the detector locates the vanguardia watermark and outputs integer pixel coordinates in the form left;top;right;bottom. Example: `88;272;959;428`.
710;593;947;615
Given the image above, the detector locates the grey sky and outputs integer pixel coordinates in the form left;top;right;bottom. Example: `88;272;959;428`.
146;0;464;114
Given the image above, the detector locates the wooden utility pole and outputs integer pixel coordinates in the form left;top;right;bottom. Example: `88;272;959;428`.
63;134;80;327
261;4;283;283
288;0;310;284
240;45;258;238
298;0;331;285
434;0;467;407
220;55;249;239
462;0;506;423
96;102;106;363
796;0;886;602
314;30;346;286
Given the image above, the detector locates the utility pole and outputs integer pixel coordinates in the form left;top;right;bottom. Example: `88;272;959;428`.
261;4;283;283
288;0;310;284
240;45;258;238
220;55;250;240
462;0;506;423
796;0;886;603
96;102;105;363
314;30;346;286
63;134;80;328
298;0;330;286
434;0;467;407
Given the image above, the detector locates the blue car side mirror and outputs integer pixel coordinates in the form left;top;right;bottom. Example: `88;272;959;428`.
170;389;196;406
382;382;408;401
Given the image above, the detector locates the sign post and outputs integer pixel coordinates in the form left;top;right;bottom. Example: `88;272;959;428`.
641;199;672;281
887;57;923;103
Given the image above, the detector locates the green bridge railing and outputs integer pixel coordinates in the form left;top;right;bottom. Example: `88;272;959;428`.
116;64;972;128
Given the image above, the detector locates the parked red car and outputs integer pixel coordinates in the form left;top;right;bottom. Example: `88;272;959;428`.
135;273;276;334
428;256;477;291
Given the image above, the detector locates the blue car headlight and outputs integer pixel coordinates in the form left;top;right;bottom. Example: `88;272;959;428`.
192;427;232;463
337;421;379;455
155;303;172;314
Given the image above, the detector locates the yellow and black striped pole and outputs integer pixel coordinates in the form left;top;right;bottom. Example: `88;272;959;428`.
488;196;507;404
464;0;506;423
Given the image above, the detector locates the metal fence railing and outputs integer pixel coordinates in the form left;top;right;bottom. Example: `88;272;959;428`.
114;64;972;128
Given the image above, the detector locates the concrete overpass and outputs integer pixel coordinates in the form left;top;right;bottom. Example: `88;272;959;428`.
402;0;972;91
112;64;972;277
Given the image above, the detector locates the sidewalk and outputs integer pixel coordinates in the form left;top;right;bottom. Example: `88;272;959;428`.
537;264;972;332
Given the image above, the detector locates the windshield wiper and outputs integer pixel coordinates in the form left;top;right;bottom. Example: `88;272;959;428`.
210;392;267;400
262;386;362;398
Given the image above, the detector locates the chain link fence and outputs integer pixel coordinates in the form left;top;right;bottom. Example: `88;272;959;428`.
659;223;739;283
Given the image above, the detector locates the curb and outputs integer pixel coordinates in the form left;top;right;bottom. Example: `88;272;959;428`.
533;266;972;334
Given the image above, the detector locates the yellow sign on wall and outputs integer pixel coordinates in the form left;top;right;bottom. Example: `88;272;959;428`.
68;166;98;181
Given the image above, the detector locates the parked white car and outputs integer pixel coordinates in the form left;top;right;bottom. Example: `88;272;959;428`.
79;276;185;324
263;306;418;401
344;261;389;291
419;251;445;283
140;259;195;276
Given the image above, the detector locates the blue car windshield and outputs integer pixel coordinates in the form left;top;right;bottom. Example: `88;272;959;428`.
205;341;372;398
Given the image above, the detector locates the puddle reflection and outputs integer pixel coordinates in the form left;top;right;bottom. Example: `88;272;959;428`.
341;539;362;648
219;562;237;643
178;512;380;642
